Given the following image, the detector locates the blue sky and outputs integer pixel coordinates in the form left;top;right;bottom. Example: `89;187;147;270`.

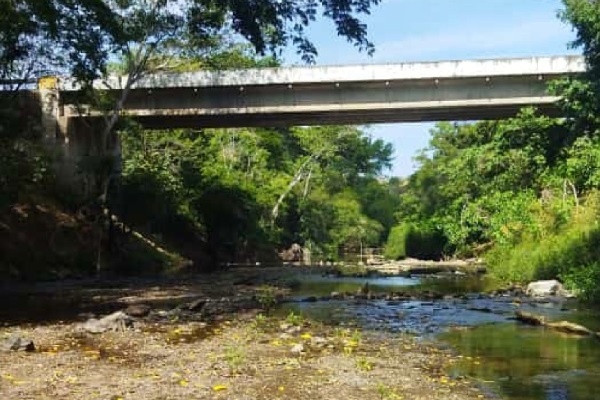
282;0;580;177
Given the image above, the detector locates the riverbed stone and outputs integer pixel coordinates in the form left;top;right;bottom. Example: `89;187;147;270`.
311;336;328;347
2;335;35;352
79;311;136;334
279;322;292;331
526;280;564;297
124;304;151;317
290;343;304;354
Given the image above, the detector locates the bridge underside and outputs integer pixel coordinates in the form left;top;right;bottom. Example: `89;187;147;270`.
61;74;565;129
104;101;560;128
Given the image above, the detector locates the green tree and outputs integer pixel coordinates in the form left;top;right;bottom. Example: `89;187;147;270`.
55;0;383;272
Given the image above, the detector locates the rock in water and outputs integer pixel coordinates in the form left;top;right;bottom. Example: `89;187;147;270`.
526;280;564;297
80;311;136;334
3;336;35;352
546;321;593;336
515;310;598;338
515;310;545;326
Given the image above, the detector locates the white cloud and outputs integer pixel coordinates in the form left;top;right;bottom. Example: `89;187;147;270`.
374;15;576;62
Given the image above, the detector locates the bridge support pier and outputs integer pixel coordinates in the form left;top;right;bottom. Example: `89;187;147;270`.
39;79;121;202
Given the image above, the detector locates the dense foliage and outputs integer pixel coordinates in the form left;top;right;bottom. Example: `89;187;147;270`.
119;124;396;266
5;0;600;296
385;0;600;301
0;0;389;276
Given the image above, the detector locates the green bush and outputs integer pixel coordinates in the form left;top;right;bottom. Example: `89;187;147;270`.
486;195;600;302
384;224;409;260
405;224;448;260
385;223;449;260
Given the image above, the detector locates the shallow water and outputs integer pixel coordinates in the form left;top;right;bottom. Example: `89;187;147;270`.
3;270;600;400
284;273;600;400
441;323;600;400
289;273;420;297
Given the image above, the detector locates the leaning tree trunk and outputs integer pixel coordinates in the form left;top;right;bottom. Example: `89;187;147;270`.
271;154;318;224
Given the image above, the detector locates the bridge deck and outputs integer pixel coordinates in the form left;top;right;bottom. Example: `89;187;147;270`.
59;55;584;91
57;55;586;127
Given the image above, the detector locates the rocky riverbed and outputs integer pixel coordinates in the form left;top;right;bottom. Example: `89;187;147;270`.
0;266;491;400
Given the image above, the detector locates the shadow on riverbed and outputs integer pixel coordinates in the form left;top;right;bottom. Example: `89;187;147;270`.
0;264;489;326
0;266;284;326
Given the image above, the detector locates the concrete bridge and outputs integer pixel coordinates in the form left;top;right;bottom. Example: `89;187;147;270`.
56;55;584;128
3;55;586;196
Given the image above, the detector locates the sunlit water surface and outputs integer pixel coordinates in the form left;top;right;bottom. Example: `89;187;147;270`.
282;273;600;400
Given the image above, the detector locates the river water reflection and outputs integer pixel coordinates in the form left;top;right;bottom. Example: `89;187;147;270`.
283;272;600;400
441;324;600;400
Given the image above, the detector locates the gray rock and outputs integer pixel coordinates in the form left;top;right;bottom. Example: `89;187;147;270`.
79;311;136;334
3;336;35;352
290;343;304;354
123;304;151;317
311;336;328;347
285;325;302;334
526;280;564;297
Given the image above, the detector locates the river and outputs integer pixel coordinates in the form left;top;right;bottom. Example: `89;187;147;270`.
280;272;600;400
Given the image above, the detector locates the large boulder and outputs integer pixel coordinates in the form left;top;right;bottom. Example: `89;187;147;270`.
280;243;303;262
526;280;565;297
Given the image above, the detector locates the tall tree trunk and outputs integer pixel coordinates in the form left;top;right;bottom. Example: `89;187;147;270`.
271;154;316;223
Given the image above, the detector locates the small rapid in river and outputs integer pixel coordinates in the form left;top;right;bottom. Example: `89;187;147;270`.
281;272;600;400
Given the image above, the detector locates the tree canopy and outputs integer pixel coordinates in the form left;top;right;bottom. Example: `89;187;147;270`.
1;0;381;85
383;0;600;301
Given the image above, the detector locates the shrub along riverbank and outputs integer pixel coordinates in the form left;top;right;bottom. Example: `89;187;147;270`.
384;0;600;303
